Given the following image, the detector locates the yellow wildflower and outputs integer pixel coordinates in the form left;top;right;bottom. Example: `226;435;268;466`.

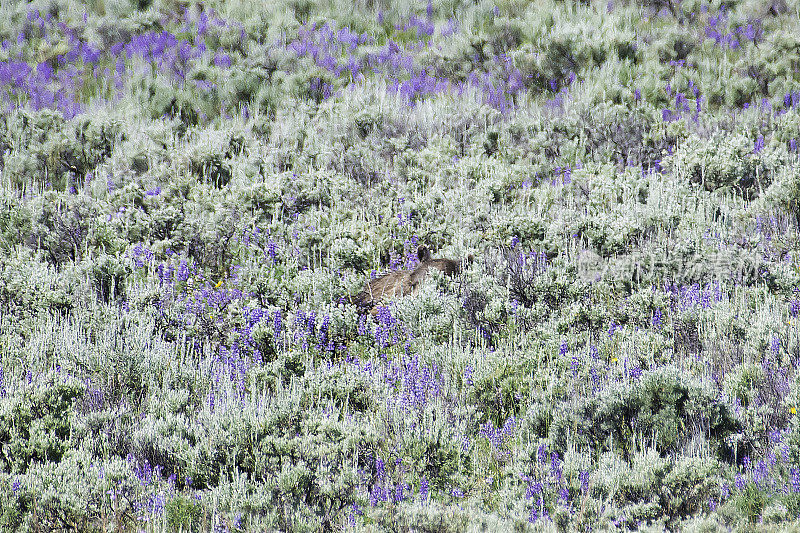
215;280;223;288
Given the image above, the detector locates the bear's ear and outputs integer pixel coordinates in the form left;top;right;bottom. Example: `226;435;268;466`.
417;245;431;262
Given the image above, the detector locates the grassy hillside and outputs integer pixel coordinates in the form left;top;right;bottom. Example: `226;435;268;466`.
1;0;800;530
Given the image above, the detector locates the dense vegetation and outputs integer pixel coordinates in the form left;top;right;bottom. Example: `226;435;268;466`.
1;0;800;530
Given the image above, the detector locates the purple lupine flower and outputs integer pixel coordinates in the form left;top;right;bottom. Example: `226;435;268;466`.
150;493;165;515
780;444;791;462
420;477;429;502
463;364;474;386
306;310;316;337
316;314;331;351
675;92;688;112
176;260;190;282
537;443;548;464
754;135;765;153
652;308;662;329
770;336;781;357
791;469;800;492
528;484;545;522
502;416;516;438
752;460;768;487
376;457;385;479
579;471;589;492
357;313;368;336
374;306;394;348
369;485;387;507
348;502;362;526
35;61;53;83
526;480;542;499
273;309;282;345
590;367;600;391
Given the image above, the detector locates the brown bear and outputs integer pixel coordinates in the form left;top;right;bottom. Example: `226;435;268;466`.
354;245;471;314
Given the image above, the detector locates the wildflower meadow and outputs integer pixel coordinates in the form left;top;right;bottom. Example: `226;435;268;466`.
1;0;800;530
